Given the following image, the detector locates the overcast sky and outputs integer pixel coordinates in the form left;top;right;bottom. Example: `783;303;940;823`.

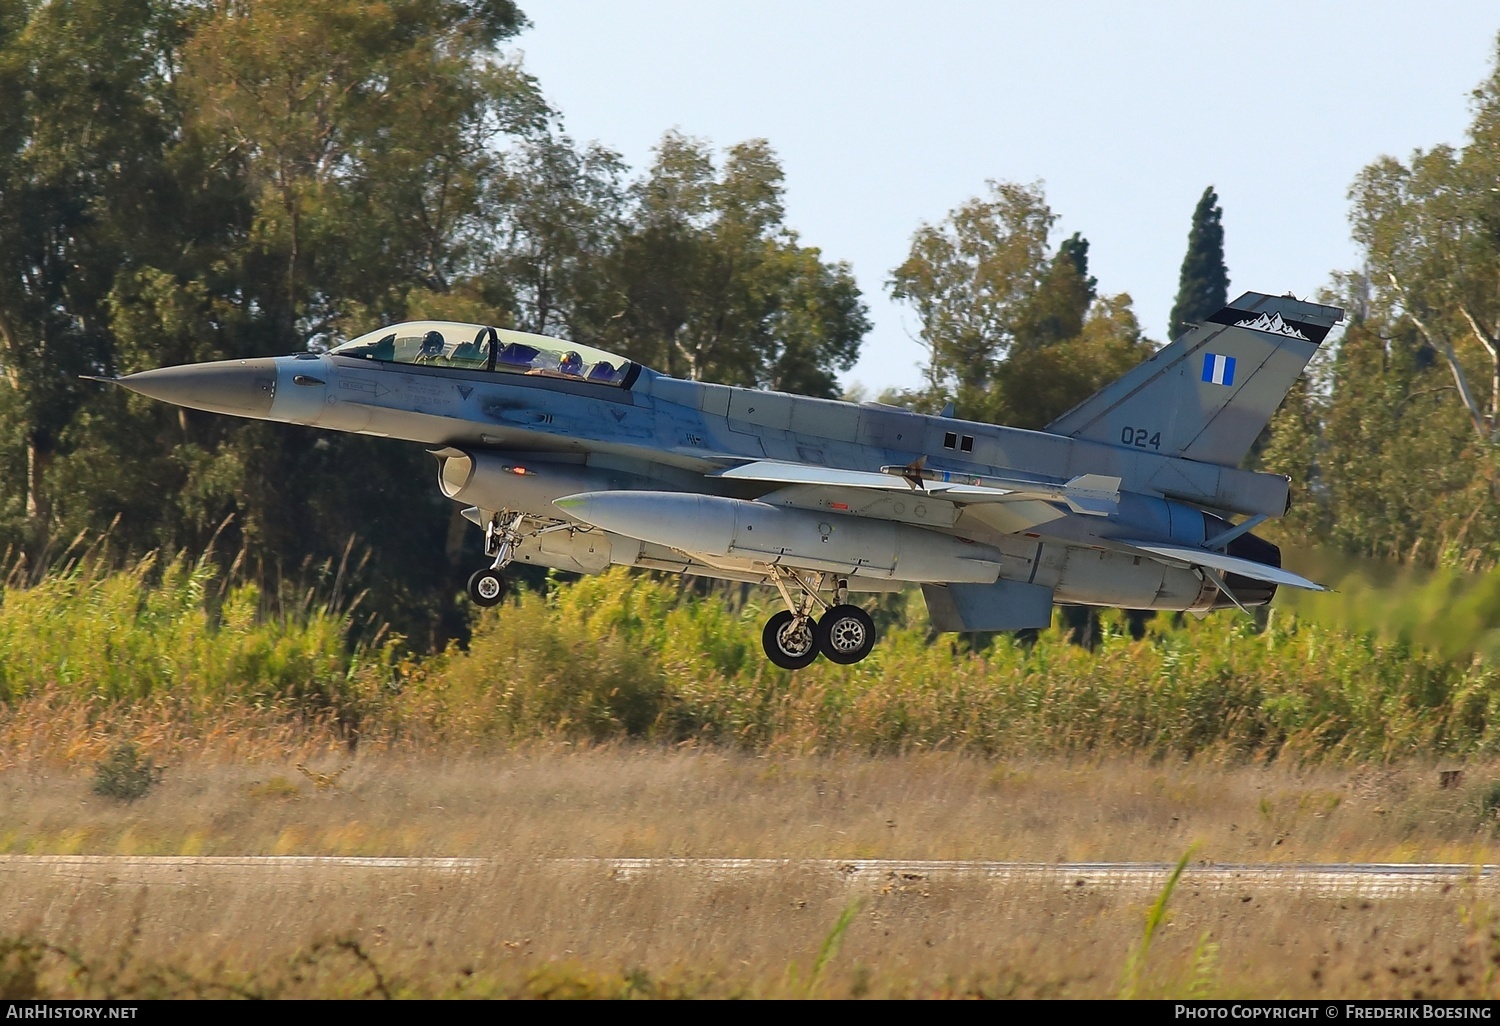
515;1;1500;392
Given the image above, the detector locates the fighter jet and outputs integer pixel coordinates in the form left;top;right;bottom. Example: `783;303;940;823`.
103;291;1340;668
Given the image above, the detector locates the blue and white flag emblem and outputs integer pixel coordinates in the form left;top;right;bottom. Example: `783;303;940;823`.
1201;353;1236;386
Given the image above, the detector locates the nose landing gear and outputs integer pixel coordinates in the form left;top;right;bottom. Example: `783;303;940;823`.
466;511;527;607
759;569;876;669
467;568;507;606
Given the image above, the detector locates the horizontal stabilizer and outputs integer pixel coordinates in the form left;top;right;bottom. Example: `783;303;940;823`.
1115;540;1327;591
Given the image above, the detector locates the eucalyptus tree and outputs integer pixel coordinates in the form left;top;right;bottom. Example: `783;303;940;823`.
888;179;1055;405
1349;36;1500;448
584;133;868;398
177;0;542;345
0;0;185;548
485;132;627;338
888;181;1151;422
1295;34;1500;566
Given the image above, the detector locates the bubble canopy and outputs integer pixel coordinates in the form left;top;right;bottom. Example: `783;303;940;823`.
329;321;639;387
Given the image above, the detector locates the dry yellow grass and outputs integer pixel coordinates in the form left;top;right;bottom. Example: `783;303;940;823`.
4;748;1500;996
4;853;1497;998
3;747;1497;863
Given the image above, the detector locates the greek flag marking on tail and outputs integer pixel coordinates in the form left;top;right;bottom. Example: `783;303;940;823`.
1201;353;1236;387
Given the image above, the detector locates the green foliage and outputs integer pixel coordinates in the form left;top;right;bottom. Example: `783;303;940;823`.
382;568;1500;761
8;552;1500;762
1482;781;1500;823
0;0;182;541
989;293;1152;429
1293;32;1500;570
792;900;861;998
579;132;870;396
1119;848;1193;998
888;180;1153;425
11;551;1500;764
89;741;162;803
487;133;627;338
0;3;872;649
0;549;393;734
889;179;1056;404
1254;34;1500;570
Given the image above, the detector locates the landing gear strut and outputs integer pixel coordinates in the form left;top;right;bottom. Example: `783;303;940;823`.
466;511;526;607
759;569;876;669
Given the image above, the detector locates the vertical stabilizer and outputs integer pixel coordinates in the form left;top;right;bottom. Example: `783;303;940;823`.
1045;292;1343;467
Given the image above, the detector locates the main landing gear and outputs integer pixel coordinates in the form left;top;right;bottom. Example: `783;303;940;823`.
466;511;526;607
760;567;876;670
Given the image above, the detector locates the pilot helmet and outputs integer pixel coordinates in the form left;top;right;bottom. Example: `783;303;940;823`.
420;330;445;355
559;351;583;375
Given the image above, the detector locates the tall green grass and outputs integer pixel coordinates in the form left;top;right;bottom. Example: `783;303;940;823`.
402;569;1500;760
5;553;1500;762
0;550;391;731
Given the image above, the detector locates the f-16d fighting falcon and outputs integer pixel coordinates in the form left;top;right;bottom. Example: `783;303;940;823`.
101;291;1341;669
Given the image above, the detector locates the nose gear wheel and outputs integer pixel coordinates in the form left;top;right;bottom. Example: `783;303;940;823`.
467;568;507;606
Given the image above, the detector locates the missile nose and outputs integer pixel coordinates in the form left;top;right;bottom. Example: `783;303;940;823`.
116;358;278;417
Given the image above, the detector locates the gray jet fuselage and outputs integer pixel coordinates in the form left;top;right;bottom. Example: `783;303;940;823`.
113;291;1342;664
135;344;1286;614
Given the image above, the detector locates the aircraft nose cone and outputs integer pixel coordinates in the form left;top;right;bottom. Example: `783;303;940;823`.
116;359;278;417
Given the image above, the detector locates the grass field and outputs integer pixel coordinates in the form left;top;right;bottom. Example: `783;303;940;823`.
4;748;1499;863
5;749;1500;998
7;555;1500;996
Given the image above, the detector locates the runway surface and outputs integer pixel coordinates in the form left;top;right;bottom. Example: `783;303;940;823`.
2;856;1496;897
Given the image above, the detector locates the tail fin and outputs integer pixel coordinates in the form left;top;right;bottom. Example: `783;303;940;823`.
1046;292;1343;467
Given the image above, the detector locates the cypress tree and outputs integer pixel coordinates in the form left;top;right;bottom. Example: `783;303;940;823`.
1169;186;1229;340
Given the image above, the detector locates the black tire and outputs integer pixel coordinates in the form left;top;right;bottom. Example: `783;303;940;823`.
762;610;819;670
467;568;507;607
816;604;876;664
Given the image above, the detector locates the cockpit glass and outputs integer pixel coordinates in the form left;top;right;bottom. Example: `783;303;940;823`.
329;321;636;387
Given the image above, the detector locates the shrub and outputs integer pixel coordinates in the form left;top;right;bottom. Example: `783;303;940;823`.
90;742;162;802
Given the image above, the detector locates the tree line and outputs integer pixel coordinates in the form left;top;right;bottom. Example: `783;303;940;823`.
2;1;1498;648
1259;42;1500;569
